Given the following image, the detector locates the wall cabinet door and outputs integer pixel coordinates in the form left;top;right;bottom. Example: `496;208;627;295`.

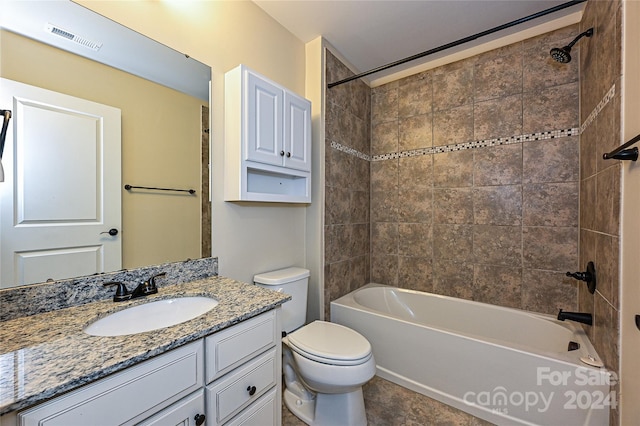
283;91;311;172
245;71;283;167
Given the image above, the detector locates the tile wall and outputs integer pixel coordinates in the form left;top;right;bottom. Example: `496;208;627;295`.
322;18;622;424
324;50;371;318
579;0;622;424
368;25;581;313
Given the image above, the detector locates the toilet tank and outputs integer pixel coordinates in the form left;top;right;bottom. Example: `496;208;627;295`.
253;267;310;333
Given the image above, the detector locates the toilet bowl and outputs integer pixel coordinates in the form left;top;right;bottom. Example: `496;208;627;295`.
254;267;376;426
282;321;376;426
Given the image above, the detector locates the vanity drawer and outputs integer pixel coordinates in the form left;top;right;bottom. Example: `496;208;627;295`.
205;310;277;383
18;341;204;426
205;348;277;425
225;387;277;426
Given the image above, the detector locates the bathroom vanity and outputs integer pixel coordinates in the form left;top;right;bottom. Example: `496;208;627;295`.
0;275;289;426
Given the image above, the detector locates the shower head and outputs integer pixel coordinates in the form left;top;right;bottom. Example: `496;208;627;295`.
550;27;594;63
550;46;572;63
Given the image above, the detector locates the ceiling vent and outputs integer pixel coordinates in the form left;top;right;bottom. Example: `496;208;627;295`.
45;23;102;51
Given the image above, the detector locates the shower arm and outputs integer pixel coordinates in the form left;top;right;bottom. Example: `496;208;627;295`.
564;28;594;49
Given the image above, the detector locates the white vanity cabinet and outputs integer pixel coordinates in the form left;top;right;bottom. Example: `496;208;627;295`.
224;64;312;203
17;340;205;426
13;309;281;426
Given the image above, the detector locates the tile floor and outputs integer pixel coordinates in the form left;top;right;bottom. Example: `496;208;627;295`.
282;376;493;426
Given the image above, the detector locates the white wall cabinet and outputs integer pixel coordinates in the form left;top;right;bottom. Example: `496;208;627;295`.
14;310;281;426
225;64;311;203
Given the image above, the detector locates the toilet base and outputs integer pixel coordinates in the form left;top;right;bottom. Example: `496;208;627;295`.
284;387;367;426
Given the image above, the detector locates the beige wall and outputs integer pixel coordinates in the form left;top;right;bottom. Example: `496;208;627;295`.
621;0;640;423
0;30;203;270
79;1;308;284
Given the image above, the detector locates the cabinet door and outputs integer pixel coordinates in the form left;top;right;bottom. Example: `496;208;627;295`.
137;390;205;426
283;92;311;172
245;70;283;167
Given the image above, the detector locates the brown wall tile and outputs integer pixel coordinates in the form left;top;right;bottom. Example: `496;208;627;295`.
398;223;432;257
371;85;398;125
595;164;621;235
433;188;474;224
523;137;579;183
399;156;432;189
474;94;523;140
397;189;433;223
433;104;474;146
433;260;474;299
523;226;577;271
522;269;577;314
474;265;522;308
433;224;473;261
397;257;433;292
474;51;523;102
433;150;474;187
473;144;522;186
371;121;398;155
432;66;474;111
398;74;432;118
523;82;579;133
473;225;522;266
473;186;522;225
399;114;432;151
522;182;578;227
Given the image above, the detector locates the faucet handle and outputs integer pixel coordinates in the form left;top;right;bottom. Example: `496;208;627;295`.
147;272;166;290
103;281;131;302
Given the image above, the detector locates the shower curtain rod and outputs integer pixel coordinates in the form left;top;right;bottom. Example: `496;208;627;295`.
327;0;587;88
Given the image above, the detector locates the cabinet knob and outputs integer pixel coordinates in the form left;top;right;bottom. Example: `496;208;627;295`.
194;414;206;426
247;385;257;396
286;152;291;157
280;150;285;156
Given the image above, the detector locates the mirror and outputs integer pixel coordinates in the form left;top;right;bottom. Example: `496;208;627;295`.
0;1;211;288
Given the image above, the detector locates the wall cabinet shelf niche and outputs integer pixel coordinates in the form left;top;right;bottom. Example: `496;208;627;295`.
224;64;311;203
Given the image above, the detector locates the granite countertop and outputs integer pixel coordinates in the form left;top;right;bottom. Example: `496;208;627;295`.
0;276;290;415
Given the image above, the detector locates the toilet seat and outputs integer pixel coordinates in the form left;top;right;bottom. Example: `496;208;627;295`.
287;321;372;366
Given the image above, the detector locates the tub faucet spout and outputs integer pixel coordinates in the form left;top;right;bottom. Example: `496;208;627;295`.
557;309;592;326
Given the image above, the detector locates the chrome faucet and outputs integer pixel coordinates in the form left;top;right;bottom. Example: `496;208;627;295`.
104;272;166;302
557;309;592;326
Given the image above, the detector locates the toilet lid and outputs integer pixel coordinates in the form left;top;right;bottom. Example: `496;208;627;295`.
287;321;372;365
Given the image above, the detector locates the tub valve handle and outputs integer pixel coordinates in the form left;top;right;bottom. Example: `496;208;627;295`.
566;261;596;294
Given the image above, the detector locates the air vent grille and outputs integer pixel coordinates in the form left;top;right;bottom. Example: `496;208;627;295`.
45;23;102;51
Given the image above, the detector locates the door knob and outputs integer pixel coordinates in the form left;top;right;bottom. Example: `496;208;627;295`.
100;228;118;236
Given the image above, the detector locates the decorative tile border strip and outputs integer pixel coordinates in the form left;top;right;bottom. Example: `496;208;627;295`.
580;83;615;134
330;83;614;162
329;128;579;162
371;128;580;161
330;140;371;161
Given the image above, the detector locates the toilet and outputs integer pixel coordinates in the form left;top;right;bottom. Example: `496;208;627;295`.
254;267;376;426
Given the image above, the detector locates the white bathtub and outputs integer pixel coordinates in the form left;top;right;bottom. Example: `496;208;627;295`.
331;284;612;426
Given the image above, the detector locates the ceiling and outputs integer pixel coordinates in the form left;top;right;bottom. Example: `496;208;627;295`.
253;0;585;86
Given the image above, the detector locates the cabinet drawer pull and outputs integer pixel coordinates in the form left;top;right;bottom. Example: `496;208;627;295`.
286;152;291;157
247;385;257;396
194;413;206;426
280;150;285;156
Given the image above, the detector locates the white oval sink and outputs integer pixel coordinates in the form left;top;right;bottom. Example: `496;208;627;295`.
84;297;219;337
